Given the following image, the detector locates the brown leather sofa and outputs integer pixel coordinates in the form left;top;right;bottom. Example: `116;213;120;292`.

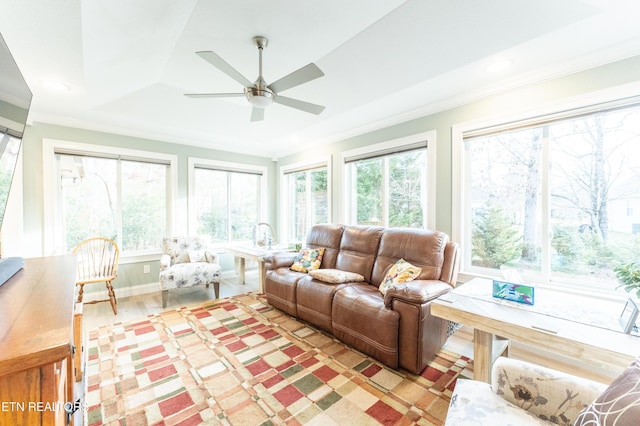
263;224;460;374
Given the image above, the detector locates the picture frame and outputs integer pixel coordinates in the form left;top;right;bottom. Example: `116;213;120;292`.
619;298;639;334
492;280;535;305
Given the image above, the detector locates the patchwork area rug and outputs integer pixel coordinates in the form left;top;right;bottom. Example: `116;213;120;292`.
85;293;473;425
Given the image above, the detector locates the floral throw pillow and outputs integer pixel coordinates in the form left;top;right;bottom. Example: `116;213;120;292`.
574;356;640;425
290;248;325;273
379;258;422;295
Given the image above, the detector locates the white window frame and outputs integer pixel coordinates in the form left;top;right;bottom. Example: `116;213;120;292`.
278;155;332;243
451;82;640;291
339;131;436;229
187;157;268;245
42;139;178;261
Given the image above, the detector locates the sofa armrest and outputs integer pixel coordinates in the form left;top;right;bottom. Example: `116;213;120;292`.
160;253;171;271
383;280;453;308
491;357;607;424
440;241;460;286
264;251;298;270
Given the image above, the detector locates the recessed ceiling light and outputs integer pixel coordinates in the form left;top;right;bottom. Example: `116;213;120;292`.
41;79;71;91
485;59;513;73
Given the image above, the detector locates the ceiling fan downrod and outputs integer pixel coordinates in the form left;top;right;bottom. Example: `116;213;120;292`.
245;36;274;108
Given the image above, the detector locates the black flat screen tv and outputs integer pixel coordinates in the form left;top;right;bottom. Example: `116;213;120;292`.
0;32;32;285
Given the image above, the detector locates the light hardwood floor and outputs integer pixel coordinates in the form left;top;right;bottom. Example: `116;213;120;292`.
82;270;262;331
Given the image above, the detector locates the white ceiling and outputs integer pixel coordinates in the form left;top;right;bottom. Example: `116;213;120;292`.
2;0;640;159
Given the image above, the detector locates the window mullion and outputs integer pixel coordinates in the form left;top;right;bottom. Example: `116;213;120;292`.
286;174;293;241
540;125;551;283
462;141;473;273
305;171;312;236
55;156;65;252
348;166;356;223
116;159;123;249
226;172;232;243
420;153;428;229
257;174;262;226
382;157;389;226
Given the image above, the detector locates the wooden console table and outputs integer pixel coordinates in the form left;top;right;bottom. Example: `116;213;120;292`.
0;255;78;425
432;278;640;383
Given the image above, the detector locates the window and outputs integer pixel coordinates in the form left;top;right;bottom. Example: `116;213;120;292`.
0;133;20;227
281;161;329;242
189;158;267;244
342;132;435;229
456;99;640;293
43;140;175;255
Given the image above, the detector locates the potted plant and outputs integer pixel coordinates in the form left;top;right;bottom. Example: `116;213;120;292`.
615;262;640;299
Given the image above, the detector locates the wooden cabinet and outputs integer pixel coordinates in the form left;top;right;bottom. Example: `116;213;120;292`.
0;255;78;426
73;303;83;382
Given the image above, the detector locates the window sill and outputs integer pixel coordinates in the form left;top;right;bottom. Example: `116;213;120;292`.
119;252;162;264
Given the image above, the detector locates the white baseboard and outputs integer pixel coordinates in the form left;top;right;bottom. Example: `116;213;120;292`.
84;282;160;301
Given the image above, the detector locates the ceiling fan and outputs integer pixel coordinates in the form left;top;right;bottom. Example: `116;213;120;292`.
185;36;325;122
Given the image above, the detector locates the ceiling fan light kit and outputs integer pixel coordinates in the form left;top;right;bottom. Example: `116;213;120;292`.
185;35;325;121
245;87;274;108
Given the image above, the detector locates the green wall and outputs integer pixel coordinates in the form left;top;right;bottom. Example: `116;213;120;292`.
0;98;29;133
17;54;640;295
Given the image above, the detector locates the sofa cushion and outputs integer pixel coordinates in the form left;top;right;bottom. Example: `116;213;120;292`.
159;262;221;290
308;268;365;284
264;268;305;317
335;225;384;282
305;224;344;269
372;228;448;285
574;357;640;426
379;258;421;295
163;236;209;265
296;275;344;332
290;248;325;272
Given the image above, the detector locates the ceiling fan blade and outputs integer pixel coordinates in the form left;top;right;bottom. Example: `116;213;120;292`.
196;51;253;88
250;107;265;122
268;63;324;93
184;93;244;98
274;96;325;115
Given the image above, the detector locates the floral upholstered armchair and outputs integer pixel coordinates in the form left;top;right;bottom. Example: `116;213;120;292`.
445;356;608;425
159;236;222;308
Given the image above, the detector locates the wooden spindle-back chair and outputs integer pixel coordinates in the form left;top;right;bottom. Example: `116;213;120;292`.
72;237;120;314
